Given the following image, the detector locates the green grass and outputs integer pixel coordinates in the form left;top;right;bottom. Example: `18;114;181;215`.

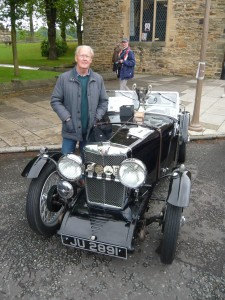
0;67;61;83
0;41;77;82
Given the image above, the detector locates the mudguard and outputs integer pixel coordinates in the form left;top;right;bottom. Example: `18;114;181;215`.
179;111;190;143
167;169;191;208
21;152;62;178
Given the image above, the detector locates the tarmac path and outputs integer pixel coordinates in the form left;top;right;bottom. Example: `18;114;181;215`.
0;139;224;299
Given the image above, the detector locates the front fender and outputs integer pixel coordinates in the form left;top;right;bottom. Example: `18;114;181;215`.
167;169;191;208
21;152;62;178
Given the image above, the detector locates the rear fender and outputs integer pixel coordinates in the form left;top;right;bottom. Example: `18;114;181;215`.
21;152;62;178
167;167;191;208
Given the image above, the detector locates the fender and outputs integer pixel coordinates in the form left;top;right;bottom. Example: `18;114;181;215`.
179;111;190;144
167;169;191;208
21;152;62;179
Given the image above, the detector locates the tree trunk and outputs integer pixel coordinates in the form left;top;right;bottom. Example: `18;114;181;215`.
29;5;34;42
60;22;66;43
77;21;82;45
45;0;57;60
10;1;19;76
73;0;83;45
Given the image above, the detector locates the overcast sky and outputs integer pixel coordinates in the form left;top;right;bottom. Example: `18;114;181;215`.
2;16;46;31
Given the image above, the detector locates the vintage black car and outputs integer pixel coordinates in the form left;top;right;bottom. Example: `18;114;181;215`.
22;85;191;264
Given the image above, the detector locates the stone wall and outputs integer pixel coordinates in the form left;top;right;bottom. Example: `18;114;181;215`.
83;0;225;78
83;0;126;72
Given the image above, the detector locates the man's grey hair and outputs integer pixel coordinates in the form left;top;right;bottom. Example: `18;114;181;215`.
75;45;94;57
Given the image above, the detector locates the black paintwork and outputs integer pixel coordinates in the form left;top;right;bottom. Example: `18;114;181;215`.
22;108;191;260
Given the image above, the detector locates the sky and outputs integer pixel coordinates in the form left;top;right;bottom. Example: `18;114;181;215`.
1;16;46;31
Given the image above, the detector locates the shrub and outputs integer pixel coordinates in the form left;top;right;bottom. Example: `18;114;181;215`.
41;40;68;57
56;40;68;56
41;40;49;57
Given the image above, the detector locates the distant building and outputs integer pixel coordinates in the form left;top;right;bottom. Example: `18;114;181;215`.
0;23;11;45
83;0;225;78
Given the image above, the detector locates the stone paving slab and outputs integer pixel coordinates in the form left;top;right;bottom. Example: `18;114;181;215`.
0;118;19;134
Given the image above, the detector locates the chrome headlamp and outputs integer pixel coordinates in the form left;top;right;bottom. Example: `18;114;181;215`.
57;154;82;181
118;158;147;188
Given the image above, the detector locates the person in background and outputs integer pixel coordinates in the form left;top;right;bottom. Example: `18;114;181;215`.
112;43;122;72
51;45;108;156
118;38;136;90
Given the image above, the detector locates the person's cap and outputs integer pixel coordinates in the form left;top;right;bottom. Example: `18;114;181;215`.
121;38;129;43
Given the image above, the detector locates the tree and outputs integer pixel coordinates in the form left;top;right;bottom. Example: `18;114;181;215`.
0;0;27;76
27;2;34;41
56;0;83;45
0;0;83;65
73;0;83;45
44;0;57;59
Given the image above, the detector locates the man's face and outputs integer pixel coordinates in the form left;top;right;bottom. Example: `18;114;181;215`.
122;41;128;48
75;49;93;69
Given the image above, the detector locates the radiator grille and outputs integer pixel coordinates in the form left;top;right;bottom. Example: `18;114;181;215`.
84;150;126;166
83;145;128;209
86;178;126;208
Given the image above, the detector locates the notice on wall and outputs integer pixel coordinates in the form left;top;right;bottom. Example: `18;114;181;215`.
142;33;147;41
145;23;151;32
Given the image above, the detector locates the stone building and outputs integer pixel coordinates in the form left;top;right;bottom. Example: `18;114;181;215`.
83;0;225;78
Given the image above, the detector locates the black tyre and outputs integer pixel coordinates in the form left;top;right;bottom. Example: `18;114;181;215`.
26;162;64;237
160;203;182;264
178;142;186;163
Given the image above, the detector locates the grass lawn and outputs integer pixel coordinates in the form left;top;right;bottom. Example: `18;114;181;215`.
0;41;77;82
0;67;61;83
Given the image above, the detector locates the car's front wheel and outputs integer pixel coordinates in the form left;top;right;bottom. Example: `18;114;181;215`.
26;162;65;237
160;203;182;264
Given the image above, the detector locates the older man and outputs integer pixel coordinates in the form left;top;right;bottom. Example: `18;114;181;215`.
118;38;136;90
51;45;108;155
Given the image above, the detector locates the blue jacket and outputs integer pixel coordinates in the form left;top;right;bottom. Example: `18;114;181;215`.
119;49;135;80
51;68;108;141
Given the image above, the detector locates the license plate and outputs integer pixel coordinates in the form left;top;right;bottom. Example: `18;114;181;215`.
61;235;127;259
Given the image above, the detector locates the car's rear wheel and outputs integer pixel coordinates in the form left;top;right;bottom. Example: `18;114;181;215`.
160;203;182;264
26;162;64;237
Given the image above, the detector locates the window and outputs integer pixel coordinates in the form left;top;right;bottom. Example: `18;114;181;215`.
130;0;168;42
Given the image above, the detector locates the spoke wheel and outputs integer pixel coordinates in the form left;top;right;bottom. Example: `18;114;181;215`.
160;203;182;264
26;162;64;236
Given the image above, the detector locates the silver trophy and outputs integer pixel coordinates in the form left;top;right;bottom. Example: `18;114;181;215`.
132;83;152;104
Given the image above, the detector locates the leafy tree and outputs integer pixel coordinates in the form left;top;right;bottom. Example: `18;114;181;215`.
37;26;48;38
26;2;34;41
40;0;83;58
0;0;83;65
56;0;83;45
66;26;77;40
0;0;27;76
73;0;83;45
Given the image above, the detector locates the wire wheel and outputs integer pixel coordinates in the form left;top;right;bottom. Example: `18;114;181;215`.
26;162;64;236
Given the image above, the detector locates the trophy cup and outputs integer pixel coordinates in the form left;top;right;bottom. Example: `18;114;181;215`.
132;83;152;104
